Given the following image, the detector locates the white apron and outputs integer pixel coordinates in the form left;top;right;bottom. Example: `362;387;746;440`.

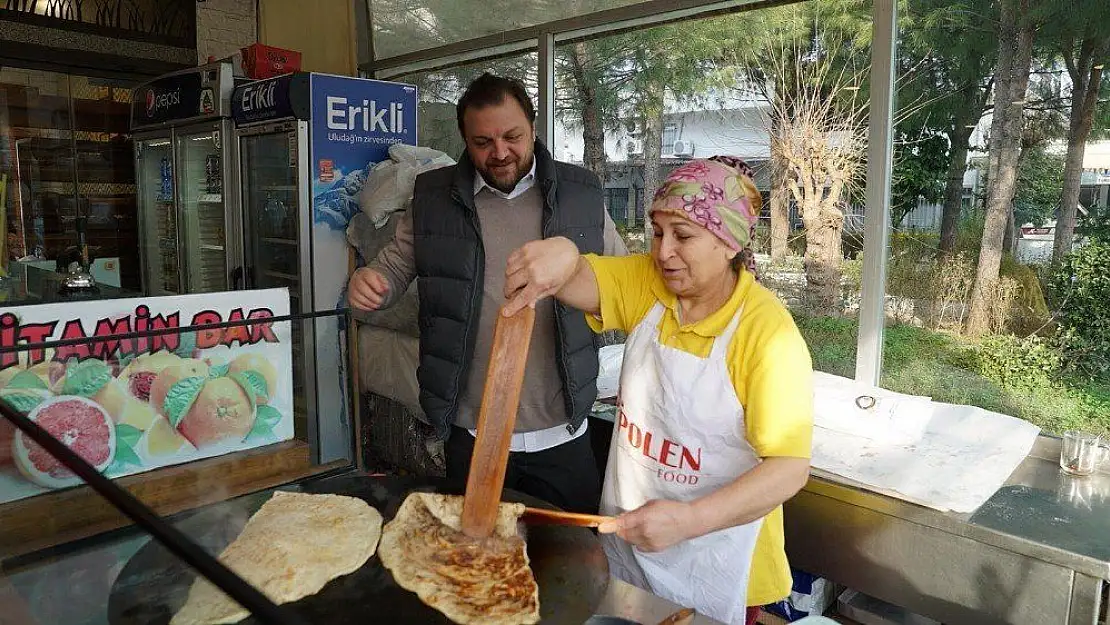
600;302;762;625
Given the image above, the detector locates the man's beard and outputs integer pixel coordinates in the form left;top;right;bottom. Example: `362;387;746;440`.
479;154;533;194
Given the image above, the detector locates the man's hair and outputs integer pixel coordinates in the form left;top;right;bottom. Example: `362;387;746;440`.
456;72;536;134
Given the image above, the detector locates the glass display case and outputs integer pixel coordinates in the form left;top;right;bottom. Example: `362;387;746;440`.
240;131;299;300
230;72;417;465
239;126;307;428
0;292;354;625
130;62;240;298
175;129;228;293
134;138;178;295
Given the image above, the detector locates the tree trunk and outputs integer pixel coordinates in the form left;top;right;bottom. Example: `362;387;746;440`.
966;0;1034;337
568;42;608;184
939;133;971;257
640;88;665;242
1054;57;1105;264
770;151;790;261
803;202;844;313
1003;205;1016;253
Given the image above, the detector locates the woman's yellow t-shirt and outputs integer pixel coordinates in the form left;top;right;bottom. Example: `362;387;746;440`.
582;253;814;607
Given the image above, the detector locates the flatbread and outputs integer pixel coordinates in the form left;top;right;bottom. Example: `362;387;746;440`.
378;492;540;625
170;491;383;625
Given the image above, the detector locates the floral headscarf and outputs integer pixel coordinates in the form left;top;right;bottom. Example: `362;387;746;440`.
650;156;762;276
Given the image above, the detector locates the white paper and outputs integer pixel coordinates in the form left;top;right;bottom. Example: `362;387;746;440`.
812;371;935;445
811;401;1041;513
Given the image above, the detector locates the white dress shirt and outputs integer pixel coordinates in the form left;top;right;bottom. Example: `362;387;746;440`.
473;157;538;199
467;157;589;452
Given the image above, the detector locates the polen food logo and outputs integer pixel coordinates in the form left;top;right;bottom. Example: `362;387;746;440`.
145;87;182;117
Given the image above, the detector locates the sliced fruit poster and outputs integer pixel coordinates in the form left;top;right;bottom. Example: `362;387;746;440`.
0;289;294;504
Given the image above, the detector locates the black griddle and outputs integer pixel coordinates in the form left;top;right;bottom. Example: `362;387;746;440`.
107;473;610;625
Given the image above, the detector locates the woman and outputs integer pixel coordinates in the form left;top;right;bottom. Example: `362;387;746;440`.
502;157;814;625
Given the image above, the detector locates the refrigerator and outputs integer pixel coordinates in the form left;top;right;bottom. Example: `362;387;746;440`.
130;61;242;296
231;72;418;463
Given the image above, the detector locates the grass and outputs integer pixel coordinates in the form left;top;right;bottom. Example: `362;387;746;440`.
794;314;1110;437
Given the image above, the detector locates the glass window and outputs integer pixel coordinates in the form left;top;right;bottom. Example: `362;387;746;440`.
370;0;645;59
393;53;537;159
553;5;861;378
605;186;629;222
1;68;139;291
661;122;677;152
883;1;1108;435
0;309;347;620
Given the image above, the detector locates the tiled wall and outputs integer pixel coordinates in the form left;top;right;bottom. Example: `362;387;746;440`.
197;0;258;64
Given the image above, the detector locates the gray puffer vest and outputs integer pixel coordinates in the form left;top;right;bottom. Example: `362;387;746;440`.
411;141;604;441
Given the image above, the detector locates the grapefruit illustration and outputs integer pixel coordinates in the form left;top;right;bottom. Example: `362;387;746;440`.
0;349;55;390
0;388;53;468
118;352;185;381
174;377;255;448
142;415;193;458
94;379;158;431
13;395;116;489
0;367;22;389
149;359;211;416
227;354;279;404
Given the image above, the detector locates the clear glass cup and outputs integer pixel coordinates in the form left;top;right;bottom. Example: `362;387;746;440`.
1059;430;1108;477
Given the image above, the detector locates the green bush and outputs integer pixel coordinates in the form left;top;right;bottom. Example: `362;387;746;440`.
1051;238;1110;377
999;255;1051;335
793;311;1110;436
974;334;1062;391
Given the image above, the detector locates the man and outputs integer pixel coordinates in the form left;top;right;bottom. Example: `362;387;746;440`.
348;72;626;514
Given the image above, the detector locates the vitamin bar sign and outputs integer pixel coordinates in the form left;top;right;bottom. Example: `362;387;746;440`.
0;289;294;505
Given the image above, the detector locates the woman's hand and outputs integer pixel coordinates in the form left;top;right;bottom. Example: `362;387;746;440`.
597;499;695;552
503;236;583;316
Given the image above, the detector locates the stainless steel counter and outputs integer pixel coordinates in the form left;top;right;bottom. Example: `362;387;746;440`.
596;577;724;624
785;434;1110;625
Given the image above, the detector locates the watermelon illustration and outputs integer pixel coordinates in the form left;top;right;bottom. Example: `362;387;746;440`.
13;395;116;489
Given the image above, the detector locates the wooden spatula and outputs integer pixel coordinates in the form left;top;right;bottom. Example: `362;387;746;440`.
461;305;536;538
658;608;696;625
521;507;614;528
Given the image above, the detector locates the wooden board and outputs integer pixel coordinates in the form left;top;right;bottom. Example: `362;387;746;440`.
0;440;336;560
461;306;536;538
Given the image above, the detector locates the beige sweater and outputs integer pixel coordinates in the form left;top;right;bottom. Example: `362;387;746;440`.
369;186;626;432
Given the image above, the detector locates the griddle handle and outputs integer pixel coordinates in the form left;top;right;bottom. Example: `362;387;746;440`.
461;305;536;538
0;400;311;625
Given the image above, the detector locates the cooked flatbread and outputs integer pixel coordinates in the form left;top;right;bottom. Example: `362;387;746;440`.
378;492;539;625
170;491;383;625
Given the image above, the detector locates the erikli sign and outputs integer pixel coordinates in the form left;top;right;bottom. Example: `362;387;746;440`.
325;97;406;134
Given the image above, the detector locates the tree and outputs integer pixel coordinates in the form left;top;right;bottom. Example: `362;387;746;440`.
966;0;1038;337
891;129;948;227
896;0;998;257
761;43;869;311
557;15;752;240
559;43;610;183
1014;147;1066;228
1050;0;1110;263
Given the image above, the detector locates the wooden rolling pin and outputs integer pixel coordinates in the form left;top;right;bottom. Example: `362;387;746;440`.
461;305;536;538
